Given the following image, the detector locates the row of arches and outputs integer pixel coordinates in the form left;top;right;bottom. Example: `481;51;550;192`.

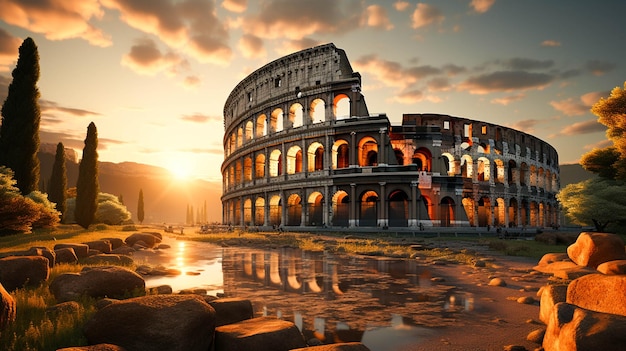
226;95;351;157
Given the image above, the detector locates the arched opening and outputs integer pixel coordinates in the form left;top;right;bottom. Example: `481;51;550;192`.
412;147;432;171
530;165;537;187
308;192;323;226
243;157;252;182
461;155;473;178
232;199;241;225
269;149;282;177
520;162;529;186
388;190;409;227
256;114;267;137
421;195;434;222
332;190;350;226
307;142;324;172
477;197;491;227
270;108;284;133
287;146;303;174
360;190;378;226
287;193;302;226
229;133;236;155
462;196;475;226
394;149;404;165
530;201;538;227
359;137;378;167
235;161;242;185
477;142;490;154
237;127;243;147
333;93;350;120
477;157;490;181
440;197;455;227
494;159;505;184
245;121;253;142
269;195;282;226
289;103;303;129
508;160;517;185
508;198;518;227
310;98;326;124
228;165;234;188
254;197;265;226
441;153;456;176
521;199;529;226
243;199;252;225
495;198;506;227
255;154;265;178
332;140;349;169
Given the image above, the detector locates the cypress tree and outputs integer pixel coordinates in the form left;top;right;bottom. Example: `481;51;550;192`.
48;142;67;220
137;189;144;224
0;37;41;195
75;122;99;229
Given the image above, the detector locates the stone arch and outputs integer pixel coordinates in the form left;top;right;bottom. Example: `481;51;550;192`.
358;136;378;167
508;160;517;185
308;192;323;226
520;162;529;186
287;193;302;226
495;198;506;226
412;147;432;171
243;156;252;182
229;133;236;154
508;198;518;227
245;120;253;142
494;159;505;184
333;93;350;120
359;190;378;226
440;196;455;227
332;139;349;169
255;154;265;178
254;197;265;226
477;196;492;227
256;114;267;137
235;161;242;185
461;155;473;178
394;148;404;165
310;98;326;124
269;149;282;177
477;157;490;181
270;108;284;133
288;102;304;128
286;145;303;174
441;152;456;175
388;190;409;227
243;198;252;225
332;190;350;226
269;195;282;226
307;142;324;172
462;196;475;226
237;126;243;147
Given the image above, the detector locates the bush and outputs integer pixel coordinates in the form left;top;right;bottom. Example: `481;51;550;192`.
64;192;131;226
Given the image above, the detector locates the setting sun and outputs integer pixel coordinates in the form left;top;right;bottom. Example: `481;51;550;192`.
166;156;195;180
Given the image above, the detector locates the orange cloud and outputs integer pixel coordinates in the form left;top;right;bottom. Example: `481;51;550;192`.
469;0;496;14
121;38;187;76
411;3;444;29
557;119;606;136
362;5;394;30
541;40;561;47
181;113;221;123
507;119;541;134
0;0;111;47
458;71;553;94
238;34;266;59
354;55;441;89
0;28;21;72
275;38;323;56
393;89;424;104
491;94;525;106
585;60;616;76
222;0;247;13
394;1;411;11
550;91;607;116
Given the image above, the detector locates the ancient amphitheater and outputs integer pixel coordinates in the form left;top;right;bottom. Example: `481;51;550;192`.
221;43;559;230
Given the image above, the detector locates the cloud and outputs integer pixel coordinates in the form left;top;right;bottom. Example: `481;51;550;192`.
276;38;323;55
238;34;266;59
469;0;496;13
40;99;101;117
394;1;411;11
0;74;10;103
222;0;247;13
362;5;394;30
354;54;441;88
490;94;525;105
550;91;607;116
541;40;561;47
583;139;612;151
121;37;188;75
585;60;616;76
39;130;85;150
181;113;222;123
182;75;201;88
458;71;553;94
411;3;444;29
0;0;111;47
507;119;541;134
499;58;554;70
0;28;21;72
240;0;363;40
178;147;224;155
553;119;606;137
102;0;231;64
393;89;424;104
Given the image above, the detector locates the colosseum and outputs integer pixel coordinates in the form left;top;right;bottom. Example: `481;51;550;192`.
221;43;560;231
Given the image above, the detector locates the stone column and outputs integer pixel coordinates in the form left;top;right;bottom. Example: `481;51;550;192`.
349;183;357;227
378;182;387;227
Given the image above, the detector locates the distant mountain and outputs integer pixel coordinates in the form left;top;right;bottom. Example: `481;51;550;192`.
38;149;222;224
559;163;596;187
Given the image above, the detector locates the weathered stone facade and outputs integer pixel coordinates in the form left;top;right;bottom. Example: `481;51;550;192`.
221;43;559;229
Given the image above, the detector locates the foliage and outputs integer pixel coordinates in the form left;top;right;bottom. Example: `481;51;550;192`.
75;122;99;229
0;37;41;195
47;142;67;220
64;192;131;225
137;188;144;224
557;178;626;232
581;82;626;179
0;167;59;235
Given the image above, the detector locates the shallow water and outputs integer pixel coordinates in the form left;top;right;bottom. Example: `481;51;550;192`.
132;237;466;350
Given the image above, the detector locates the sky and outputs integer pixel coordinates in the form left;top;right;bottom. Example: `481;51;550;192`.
0;0;624;184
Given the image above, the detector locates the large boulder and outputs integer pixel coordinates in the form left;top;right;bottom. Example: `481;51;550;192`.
597;259;626;275
567;273;626;316
533;260;595;280
539;284;568;324
83;240;112;254
84;295;215;351
207;297;254;326
543;302;626;351
125;233;161;249
0;247;56;267
81;254;134;266
54;243;90;259
55;247;79;264
102;238;125;250
214;316;307;351
567;232;626;268
0;256;49;291
0;282;16;331
291;343;371;351
50;266;145;302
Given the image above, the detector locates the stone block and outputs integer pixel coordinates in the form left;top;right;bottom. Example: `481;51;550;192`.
214;316;306;351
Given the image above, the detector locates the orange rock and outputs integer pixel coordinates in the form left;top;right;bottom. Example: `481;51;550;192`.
567;232;626;268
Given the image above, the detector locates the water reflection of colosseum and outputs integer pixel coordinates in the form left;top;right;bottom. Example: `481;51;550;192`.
221;43;559;229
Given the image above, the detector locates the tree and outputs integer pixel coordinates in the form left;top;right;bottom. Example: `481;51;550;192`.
48;142;67;220
557;178;626;232
65;192;130;225
0;37;41;195
75;122;99;229
137;189;144;224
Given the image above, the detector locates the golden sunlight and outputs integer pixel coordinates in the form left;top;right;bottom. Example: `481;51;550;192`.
165;155;194;180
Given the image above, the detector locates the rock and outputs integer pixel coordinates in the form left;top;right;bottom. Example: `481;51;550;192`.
57;344;127;351
214;316;307;351
102;237;125;250
517;296;535;304
539;284;568;324
526;328;545;344
567;232;626;268
111;246;135;256
54;243;90;259
125;233;161;248
488;278;507;287
55;247;79;264
207;297;254;326
537;253;570;266
532;260;595;280
95;298;118;310
81;254;134;266
543;302;626;351
148;285;172;295
597;259;626;275
46;301;83;316
473;259;486;267
0;247;56;267
291;342;371;351
83;240;113;254
84;295;215;351
0;282;16;331
0;256;49;291
502;346;527;351
567;273;626;316
50;265;145;302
